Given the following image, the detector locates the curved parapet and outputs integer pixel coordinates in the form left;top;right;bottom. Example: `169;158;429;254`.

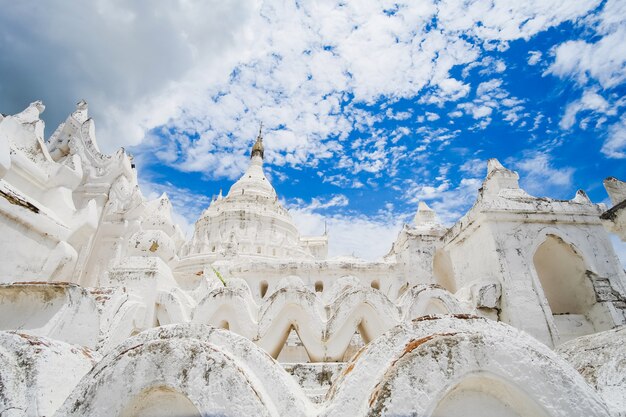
192;284;259;338
557;326;626;417
190;281;468;362
0;277;469;363
323;316;609;417
0;282;100;348
0;282;149;353
257;285;326;360
398;284;464;319
54;324;312;417
0;331;99;417
324;287;400;359
322;275;363;305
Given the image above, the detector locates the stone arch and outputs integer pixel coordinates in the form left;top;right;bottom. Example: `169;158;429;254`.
322;316;608;417
120;385;201;417
193;289;257;339
0;332;98;417
430;372;551;417
527;227;598;275
532;234;596;341
422;297;450;315
401;285;464;320
432;249;456;293
54;324;311;417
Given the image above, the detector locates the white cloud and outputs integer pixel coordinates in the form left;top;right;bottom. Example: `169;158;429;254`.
472;105;493;119
422;78;471;105
459;103;493;120
476;79;503;96
403;176;482;224
0;0;258;152
453;77;527;128
286;197;405;260
601;114;626;159
560;89;615;129
459;158;486;177
425;112;441;121
301;194;350;210
0;0;588;177
527;51;542;65
546;0;626;89
436;0;600;41
510;151;575;196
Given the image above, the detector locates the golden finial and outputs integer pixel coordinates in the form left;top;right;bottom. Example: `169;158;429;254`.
251;122;264;159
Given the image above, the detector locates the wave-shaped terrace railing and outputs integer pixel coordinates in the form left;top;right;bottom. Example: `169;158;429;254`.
161;278;467;362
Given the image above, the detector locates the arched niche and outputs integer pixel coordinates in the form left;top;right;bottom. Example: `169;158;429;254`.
275;325;311;363
120;386;201;417
396;283;409;299
431;373;551;417
315;280;324;293
370;280;380;290
533;234;596;341
259;280;269;299
422;298;450;315
432;249;456;293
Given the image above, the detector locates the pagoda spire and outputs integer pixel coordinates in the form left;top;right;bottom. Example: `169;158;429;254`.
250;123;264;159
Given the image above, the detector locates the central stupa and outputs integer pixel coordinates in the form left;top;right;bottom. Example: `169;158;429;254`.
180;128;327;262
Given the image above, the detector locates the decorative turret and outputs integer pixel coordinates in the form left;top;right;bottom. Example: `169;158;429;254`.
250;124;264;159
480;158;520;197
413;201;437;226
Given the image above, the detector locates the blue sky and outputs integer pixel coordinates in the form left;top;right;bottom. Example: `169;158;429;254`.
1;0;625;261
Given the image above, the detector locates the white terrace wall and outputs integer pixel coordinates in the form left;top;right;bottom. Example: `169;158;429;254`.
441;160;626;346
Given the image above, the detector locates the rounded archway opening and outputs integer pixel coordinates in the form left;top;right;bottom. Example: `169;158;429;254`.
432;249;456;293
120;386;202;417
259;280;269;299
314;281;324;293
423;298;449;315
533;234;596;341
431;373;551;417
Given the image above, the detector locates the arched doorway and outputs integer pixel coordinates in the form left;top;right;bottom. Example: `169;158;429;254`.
422;298;449;315
120;386;201;417
433;249;456;293
431;373;551;417
533;234;596;342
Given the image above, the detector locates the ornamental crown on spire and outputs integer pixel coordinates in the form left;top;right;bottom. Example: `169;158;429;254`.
250;123;264;159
